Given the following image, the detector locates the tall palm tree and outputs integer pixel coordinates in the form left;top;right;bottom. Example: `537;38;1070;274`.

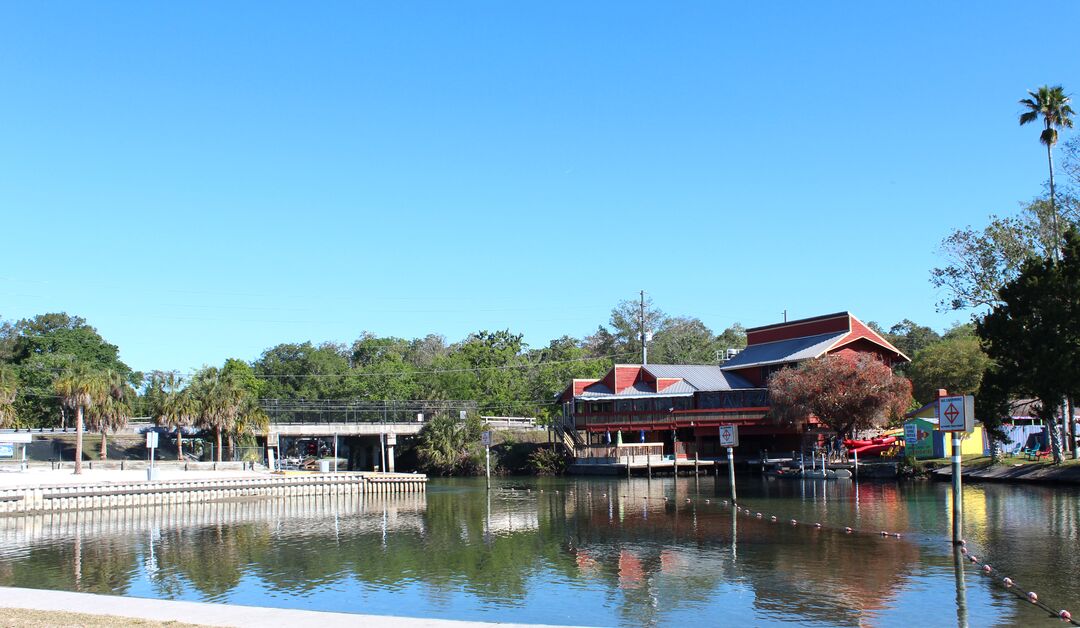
85;370;133;461
191;367;245;462
0;365;18;428
151;371;197;461
1020;85;1075;257
54;366;105;474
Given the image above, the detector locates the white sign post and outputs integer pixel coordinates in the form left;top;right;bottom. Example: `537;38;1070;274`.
719;425;739;504
938;394;974;544
146;431;160;481
481;430;492;490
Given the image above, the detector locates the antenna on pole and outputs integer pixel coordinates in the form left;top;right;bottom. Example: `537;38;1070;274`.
640;290;648;365
783;309;788;323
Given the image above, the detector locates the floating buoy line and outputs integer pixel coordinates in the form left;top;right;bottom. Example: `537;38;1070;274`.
522;487;1077;625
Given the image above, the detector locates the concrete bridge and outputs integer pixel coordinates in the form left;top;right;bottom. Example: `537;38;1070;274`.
259;400;479;473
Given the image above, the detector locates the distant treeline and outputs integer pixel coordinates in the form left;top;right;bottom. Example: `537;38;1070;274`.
0;300;971;429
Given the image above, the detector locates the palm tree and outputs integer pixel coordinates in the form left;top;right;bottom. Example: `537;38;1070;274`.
0;365;17;428
54;366;105;474
1020;85;1075;257
232;397;270;462
191;367;245;462
0;365;18;428
151;371;197;461
84;370;133;461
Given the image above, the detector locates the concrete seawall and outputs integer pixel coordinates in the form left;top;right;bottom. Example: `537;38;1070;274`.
0;472;427;515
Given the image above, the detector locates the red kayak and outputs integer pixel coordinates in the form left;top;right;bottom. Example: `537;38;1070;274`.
843;436;896;457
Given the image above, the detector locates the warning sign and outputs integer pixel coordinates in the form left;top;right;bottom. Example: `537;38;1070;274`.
938;395;974;433
719;425;739;447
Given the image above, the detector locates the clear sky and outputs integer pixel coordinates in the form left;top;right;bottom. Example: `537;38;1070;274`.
2;1;1078;374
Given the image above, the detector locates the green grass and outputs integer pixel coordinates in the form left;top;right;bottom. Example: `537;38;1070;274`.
919;454;1080;469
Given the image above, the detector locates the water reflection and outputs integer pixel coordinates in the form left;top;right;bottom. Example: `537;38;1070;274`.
0;477;1074;627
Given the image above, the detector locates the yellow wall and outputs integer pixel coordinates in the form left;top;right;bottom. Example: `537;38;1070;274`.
950;425;986;456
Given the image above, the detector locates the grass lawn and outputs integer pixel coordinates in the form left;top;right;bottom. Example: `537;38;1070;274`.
918;454;1080;469
0;608;207;627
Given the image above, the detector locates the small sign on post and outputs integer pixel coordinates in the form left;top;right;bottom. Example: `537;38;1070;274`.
938;395;974;433
719;425;739;503
146;431;160;481
482;430;492;489
937;394;975;545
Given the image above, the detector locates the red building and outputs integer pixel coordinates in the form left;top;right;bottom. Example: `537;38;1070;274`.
559;311;908;457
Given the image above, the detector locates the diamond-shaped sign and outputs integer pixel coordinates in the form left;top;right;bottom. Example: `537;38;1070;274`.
938;395;973;432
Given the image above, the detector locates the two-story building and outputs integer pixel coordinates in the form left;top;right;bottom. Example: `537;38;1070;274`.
559;311;908;458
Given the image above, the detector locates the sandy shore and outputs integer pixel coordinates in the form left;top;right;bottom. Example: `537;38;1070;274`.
0;587;578;628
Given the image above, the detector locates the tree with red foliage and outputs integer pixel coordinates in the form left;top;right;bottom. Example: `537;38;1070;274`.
768;354;912;439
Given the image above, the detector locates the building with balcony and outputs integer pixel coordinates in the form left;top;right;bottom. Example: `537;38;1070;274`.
559;311;908;461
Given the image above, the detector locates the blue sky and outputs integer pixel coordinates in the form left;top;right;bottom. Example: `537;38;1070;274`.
2;1;1078;374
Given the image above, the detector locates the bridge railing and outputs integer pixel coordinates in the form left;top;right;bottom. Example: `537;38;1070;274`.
260;400;479;425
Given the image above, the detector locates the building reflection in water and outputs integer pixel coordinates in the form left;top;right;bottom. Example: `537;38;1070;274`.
0;477;1067;627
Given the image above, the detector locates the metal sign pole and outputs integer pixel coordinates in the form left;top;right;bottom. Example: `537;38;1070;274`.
939;394;973;545
481;430;492;490
727;446;736;504
952;433;963;544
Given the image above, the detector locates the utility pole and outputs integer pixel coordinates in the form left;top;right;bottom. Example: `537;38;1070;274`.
640;290;648;365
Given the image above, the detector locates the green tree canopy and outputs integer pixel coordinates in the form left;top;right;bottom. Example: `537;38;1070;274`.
907;336;992;405
253;342;353;399
977;228;1080;462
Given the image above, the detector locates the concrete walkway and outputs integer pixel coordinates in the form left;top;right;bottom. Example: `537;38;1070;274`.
0;468;267;489
0;587;582;628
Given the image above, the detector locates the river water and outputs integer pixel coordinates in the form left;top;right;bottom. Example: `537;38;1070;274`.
0;475;1076;627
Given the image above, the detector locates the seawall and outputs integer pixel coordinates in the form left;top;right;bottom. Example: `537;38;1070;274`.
0;472;427;515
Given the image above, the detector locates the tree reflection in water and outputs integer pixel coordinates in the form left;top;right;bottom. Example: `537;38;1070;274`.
0;477;1074;627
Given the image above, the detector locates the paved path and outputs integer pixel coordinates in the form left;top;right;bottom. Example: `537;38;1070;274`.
0;587;581;628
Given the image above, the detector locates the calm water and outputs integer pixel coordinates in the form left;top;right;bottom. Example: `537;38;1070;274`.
0;475;1076;627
